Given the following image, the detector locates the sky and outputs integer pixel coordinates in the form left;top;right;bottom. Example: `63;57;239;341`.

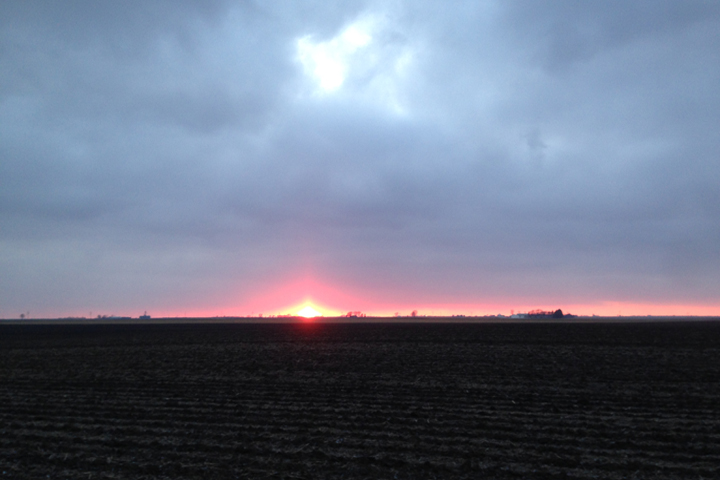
2;0;720;318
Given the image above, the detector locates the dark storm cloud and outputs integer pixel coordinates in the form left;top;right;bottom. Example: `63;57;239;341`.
1;0;719;315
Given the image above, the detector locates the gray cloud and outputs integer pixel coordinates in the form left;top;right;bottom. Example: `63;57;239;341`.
2;0;719;316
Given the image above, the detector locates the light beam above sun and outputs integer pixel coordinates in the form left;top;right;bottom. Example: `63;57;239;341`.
236;277;358;317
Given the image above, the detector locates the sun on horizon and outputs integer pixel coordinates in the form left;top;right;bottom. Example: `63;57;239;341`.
297;305;323;318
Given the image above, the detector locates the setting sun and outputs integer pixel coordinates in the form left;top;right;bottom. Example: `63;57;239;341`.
297;305;323;318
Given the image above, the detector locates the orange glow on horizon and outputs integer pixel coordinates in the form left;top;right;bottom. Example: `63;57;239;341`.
34;298;720;320
145;298;720;319
108;274;720;319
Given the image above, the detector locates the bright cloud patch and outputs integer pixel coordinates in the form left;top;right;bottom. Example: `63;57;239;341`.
296;21;373;92
295;15;414;114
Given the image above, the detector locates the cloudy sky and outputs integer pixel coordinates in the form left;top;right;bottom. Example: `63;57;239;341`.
2;0;719;318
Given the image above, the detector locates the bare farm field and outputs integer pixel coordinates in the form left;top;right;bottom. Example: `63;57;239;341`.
1;321;719;479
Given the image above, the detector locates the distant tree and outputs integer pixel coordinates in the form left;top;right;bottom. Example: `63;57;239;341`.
552;309;564;319
411;310;418;317
19;313;24;319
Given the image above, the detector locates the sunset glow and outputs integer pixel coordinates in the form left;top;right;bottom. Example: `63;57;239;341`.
107;277;720;319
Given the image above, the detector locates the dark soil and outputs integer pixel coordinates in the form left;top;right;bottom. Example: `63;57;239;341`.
1;321;719;479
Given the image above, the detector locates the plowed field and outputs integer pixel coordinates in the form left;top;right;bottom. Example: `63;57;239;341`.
1;321;719;479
